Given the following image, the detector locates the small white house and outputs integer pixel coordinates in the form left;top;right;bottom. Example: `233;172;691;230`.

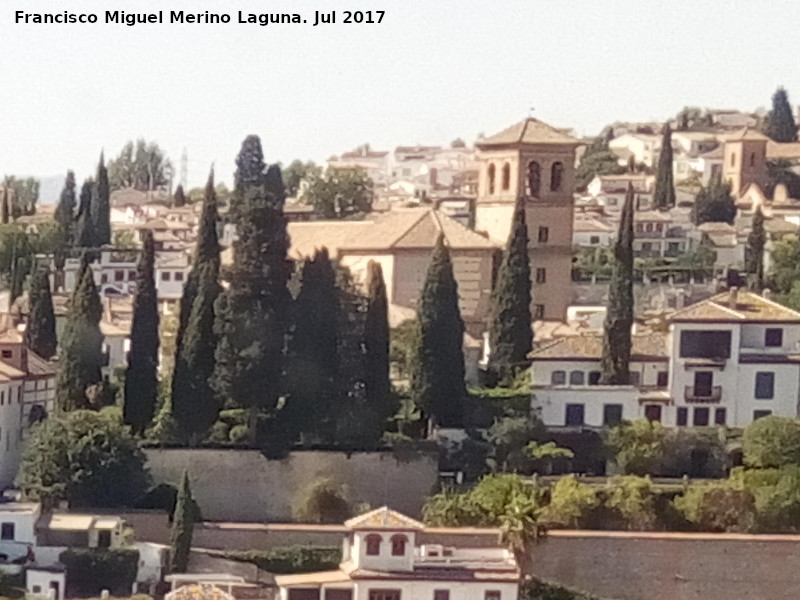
275;507;520;600
26;566;65;600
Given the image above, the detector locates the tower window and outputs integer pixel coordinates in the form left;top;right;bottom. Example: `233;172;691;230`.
750;152;756;167
501;162;510;191
365;534;382;556
527;161;541;196
550;162;564;192
535;267;547;283
730;152;736;167
487;163;496;195
534;304;545;319
538;226;549;243
390;534;407;556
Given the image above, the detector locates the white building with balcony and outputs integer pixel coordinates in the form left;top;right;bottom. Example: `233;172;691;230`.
275;507;520;600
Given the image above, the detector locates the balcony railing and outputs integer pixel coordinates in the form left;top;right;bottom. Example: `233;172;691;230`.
684;386;722;403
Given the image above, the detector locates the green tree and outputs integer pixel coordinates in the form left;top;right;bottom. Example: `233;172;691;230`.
107;139;173;191
498;493;543;578
542;475;598;528
302;167;374;218
282;159;320;198
75;180;96;248
16;408;150;508
173;184;186;208
5;176;40;217
364;261;394;433
0;186;8;225
292;478;352;524
411;236;466;427
92;153;111;246
605;475;657;530
57;257;104;411
600;184;634;384
746;206;766;291
574;136;627;191
123;231;160;435
54;171;77;270
213;136;292;442
172;171;222;442
653;124;675;211
743;416;800;468
764;87;798;143
675;482;757;533
24;268;57;360
484;416;544;473
488;200;532;380
169;471;195;573
691;176;737;225
605;420;667;476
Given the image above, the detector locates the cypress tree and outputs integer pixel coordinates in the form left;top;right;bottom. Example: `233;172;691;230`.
411;236;466;428
173;184;187;208
54;171;77;271
213;136;292;441
25;268;57;360
653;123;675;211
172;170;222;441
124;231;160;435
169;470;194;573
765;87;798;143
75;180;96;248
364;261;392;431
57;256;103;411
92;152;111;246
284;249;339;442
1;186;8;224
747;205;766;291
600;184;635;385
488;200;532;380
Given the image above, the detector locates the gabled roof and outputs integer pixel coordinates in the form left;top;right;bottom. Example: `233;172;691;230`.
722;127;769;142
478;118;580;147
528;334;668;361
344;507;424;531
669;291;800;323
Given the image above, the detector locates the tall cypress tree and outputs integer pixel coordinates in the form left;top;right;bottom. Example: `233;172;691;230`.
747;205;766;291
75;180;96;248
172;172;222;441
488;200;532;379
124;231;160;435
765;87;798;143
653;124;675;211
284;249;338;442
600;184;635;385
1;186;8;225
213;136;291;441
364;261;392;431
54;171;77;271
25;268;57;360
92;152;111;246
173;184;187;208
57;256;103;411
169;470;195;573
411;236;466;428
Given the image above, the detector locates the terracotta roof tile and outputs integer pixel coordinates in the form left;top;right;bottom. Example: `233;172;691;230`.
529;334;667;361
479;118;580;147
669;291;800;323
344;506;424;530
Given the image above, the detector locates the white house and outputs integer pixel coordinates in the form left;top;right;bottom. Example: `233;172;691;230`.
572;217;614;247
609;134;662;168
275;507;520;600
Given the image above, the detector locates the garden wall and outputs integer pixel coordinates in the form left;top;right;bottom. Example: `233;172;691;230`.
144;449;439;522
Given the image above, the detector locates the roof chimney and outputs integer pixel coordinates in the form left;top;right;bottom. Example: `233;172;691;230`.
729;286;739;309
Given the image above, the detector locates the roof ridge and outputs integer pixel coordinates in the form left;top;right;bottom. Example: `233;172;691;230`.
391;209;436;249
749;290;800;318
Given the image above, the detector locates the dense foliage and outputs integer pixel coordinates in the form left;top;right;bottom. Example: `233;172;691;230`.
223;546;341;574
652;124;675;211
691;176;736;225
170;470;195;573
301;167;373;218
292;478;352;524
24;267;57;359
107;139;173;191
764;87;798;143
59;548;139;596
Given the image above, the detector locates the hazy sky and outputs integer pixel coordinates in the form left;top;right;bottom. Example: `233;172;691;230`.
1;0;799;190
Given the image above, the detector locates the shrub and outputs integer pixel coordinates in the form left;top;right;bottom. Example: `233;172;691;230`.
604;476;656;530
542;475;598;528
292;478;351;524
422;488;485;527
659;428;728;477
604;420;667;476
742;416;800;468
59;548;139;596
675;482;757;532
521;579;601;600
223;546;341;574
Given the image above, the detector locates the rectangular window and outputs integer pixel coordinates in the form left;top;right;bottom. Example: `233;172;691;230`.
128;270;136;280
161;272;171;282
603;404;623;426
534;304;545;320
693;371;713;397
1;522;14;540
588;371;601;385
679;330;732;359
693;407;710;427
175;272;185;282
538;226;549;243
369;591;401;600
754;410;772;421
485;593;501;600
114;270;124;282
565;404;585;426
677;407;688;426
551;371;566;385
715;408;727;426
657;371;669;387
1;350;12;359
755;372;775;399
590;235;600;244
765;328;783;347
644;405;662;422
535;268;547;284
434;592;449;600
101;274;108;284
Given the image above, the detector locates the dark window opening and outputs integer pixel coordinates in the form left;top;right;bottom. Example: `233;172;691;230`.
390;535;407;556
754;410;772;420
551;370;566;385
565;404;585;426
644;405;662;422
527;161;541;196
0;523;14;541
550;162;564;192
679;330;732;359
535;268;547;283
534;304;545;320
677;407;688;426
657;371;669;387
603;404;623;426
715;408;727;426
487;164;496;195
538;226;549;243
501;163;510;191
569;371;584;385
693;407;710;427
755;372;775;399
365;534;381;556
588;371;601;385
765;328;783;347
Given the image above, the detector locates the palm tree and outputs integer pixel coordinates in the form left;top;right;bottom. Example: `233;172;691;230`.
498;494;545;580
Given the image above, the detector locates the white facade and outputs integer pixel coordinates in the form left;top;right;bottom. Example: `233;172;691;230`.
26;568;65;600
276;508;520;600
609;134;661;167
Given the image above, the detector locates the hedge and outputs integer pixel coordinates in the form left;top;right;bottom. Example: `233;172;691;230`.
59;548;139;596
222;546;341;574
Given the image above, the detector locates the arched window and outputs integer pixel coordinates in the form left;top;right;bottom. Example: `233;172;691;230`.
550;162;564;192
551;370;566;385
501;162;511;191
750;152;756;167
527;161;541;196
569;371;585;386
365;534;382;556
391;534;407;556
487;164;496;195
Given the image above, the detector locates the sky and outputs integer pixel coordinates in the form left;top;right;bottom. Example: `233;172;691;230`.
1;0;799;192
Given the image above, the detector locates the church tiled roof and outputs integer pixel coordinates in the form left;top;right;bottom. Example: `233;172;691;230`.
478;118;580;147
